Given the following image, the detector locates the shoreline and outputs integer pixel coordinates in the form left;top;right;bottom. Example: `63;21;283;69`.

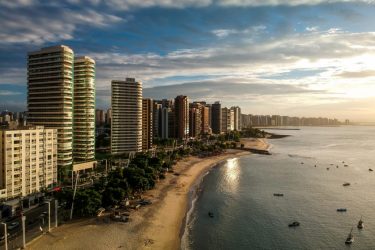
28;138;269;250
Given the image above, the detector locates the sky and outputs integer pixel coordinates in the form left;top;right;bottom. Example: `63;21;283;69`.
1;0;375;122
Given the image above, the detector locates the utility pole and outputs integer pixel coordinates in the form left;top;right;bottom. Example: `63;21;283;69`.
22;215;26;248
45;201;51;232
55;199;58;227
70;172;79;220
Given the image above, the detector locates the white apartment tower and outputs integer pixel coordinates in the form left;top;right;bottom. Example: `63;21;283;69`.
73;56;96;164
111;78;142;155
0;126;57;199
27;45;74;174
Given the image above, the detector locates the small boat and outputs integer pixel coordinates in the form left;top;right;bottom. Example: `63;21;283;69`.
345;227;354;244
208;212;214;218
314;165;317;167
336;166;339;168
273;193;284;197
326;168;330;170
343;182;350;186
344;164;349;167
369;168;373;172
288;221;300;227
337;208;347;212
357;216;364;229
301;162;304;165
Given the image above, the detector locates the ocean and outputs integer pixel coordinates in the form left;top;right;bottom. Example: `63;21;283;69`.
182;126;375;250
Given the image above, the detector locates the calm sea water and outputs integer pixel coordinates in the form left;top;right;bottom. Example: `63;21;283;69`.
182;126;375;250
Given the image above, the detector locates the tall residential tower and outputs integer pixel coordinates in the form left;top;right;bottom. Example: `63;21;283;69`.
111;78;142;154
27;45;74;173
73;56;96;164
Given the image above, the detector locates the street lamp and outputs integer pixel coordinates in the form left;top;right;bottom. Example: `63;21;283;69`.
1;222;8;250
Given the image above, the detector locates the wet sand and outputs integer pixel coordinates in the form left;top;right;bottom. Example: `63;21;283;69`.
28;139;268;250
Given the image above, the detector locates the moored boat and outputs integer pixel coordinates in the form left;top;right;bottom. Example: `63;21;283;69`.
337;208;347;212
288;221;300;227
345;228;354;244
357;216;364;229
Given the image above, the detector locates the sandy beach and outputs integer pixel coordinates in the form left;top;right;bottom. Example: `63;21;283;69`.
28;138;268;250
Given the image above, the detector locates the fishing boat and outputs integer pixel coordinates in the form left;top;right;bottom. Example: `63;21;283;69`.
357;216;364;229
337;208;347;212
288;221;300;227
345;228;354;244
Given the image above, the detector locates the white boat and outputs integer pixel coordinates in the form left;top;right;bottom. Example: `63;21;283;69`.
345;228;354;244
357;216;364;229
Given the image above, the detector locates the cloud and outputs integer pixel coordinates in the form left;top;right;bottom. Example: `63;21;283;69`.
0;5;123;45
336;70;375;78
306;26;319;32
7;0;372;10
212;25;267;38
0;90;22;96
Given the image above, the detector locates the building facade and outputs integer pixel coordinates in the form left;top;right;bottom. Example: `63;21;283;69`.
73;56;96;164
0;126;57;200
27;45;74;173
231;106;241;131
211;101;222;134
95;109;105;126
174;95;189;140
153;102;162;138
189;103;202;138
111;78;142;154
142;98;153;150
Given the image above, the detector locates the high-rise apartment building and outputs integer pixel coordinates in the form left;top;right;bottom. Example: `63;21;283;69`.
231;106;241;131
95;109;105;126
211;101;222;134
174;95;189;140
0;126;57;199
153;102;162;138
27;45;74;173
142;98;153;150
161;107;171;139
111;78;142;154
73;56;95;164
106;108;112;126
221;107;234;133
193;101;210;134
189;104;202;138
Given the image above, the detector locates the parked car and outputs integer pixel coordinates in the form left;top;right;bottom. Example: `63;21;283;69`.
0;233;10;241
8;221;20;230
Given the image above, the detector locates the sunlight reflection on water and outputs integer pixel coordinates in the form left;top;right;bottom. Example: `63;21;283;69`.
223;158;240;193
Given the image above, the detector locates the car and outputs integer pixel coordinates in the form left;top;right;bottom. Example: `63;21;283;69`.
0;233;10;241
8;221;20;230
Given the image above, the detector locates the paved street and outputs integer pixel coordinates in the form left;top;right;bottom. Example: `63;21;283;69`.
0;200;57;250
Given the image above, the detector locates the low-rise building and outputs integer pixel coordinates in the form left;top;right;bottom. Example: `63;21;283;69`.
0;126;57;200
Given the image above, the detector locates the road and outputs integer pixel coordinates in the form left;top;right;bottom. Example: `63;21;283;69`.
0;200;57;250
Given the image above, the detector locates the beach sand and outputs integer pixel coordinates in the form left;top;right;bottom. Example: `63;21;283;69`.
28;139;268;250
